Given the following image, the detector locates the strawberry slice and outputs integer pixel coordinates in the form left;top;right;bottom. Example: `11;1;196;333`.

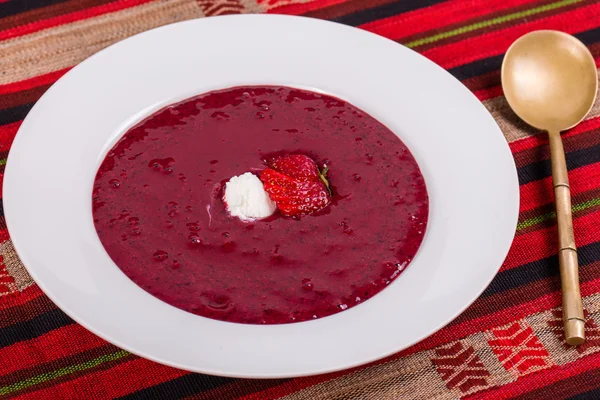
269;154;321;183
260;155;331;217
267;154;331;192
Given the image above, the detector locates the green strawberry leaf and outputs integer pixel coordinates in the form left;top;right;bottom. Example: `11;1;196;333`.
318;165;332;196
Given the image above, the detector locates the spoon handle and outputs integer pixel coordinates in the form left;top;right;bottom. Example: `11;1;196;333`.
548;130;585;346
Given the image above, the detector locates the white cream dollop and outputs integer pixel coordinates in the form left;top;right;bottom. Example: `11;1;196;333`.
223;172;276;221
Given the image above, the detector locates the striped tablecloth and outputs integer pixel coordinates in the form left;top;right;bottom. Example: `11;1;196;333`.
1;0;599;399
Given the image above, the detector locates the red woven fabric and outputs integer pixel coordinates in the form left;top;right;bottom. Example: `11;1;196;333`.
0;0;599;398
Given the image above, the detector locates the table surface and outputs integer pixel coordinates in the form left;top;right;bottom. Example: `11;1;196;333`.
0;0;599;399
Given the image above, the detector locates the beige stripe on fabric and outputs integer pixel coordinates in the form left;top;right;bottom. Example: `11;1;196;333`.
529;308;584;366
0;240;34;291
466;332;515;389
279;350;454;400
529;293;600;366
483;70;600;144
240;0;266;14
259;0;314;12
197;0;263;16
584;292;600;314
281;293;600;400
0;0;205;84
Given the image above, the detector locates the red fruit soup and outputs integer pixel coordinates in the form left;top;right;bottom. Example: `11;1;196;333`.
93;86;429;324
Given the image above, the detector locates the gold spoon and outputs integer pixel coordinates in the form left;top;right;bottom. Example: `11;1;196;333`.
502;30;598;346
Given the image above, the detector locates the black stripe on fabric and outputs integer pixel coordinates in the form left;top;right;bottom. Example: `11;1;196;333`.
518;142;600;185
0;104;34;126
568;388;600;400
118;373;234;400
447;26;600;81
576;25;600;46
0;308;73;348
332;0;448;27
447;55;504;81
0;0;70;19
482;241;600;297
0;201;4;219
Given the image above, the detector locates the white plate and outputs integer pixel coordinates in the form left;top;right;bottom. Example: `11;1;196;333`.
4;15;518;378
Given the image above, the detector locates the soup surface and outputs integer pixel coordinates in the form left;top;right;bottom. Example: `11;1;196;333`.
93;86;429;324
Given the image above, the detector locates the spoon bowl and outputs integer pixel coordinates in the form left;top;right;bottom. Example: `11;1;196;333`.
502;30;597;131
502;30;598;346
